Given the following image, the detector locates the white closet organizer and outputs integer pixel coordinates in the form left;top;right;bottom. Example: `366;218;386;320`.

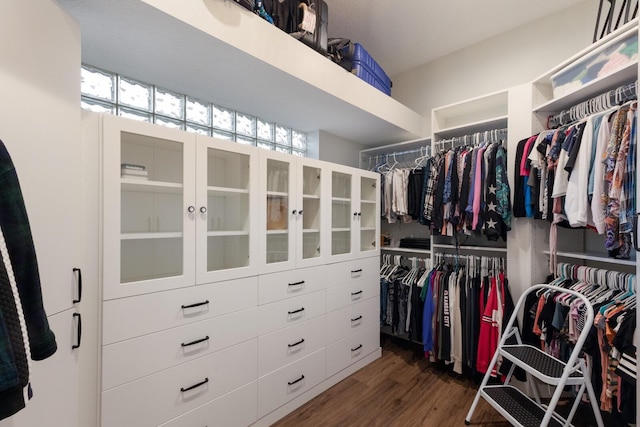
531;19;638;269
84;112;381;427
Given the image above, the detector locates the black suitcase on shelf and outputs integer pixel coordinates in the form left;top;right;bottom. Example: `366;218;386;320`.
290;0;328;55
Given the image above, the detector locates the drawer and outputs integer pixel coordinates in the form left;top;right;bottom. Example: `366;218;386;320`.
102;307;258;390
258;315;325;376
257;290;325;336
257;348;325;418
327;257;379;286
326;297;378;344
326;325;379;378
101;339;257;427
258;265;326;305
102;276;257;344
326;276;379;313
158;381;257;427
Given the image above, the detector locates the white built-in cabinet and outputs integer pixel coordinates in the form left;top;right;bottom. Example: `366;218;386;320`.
88;112;381;427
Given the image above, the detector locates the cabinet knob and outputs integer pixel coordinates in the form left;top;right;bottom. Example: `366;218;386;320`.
292;209;297;215
298;210;303;215
187;206;195;213
200;206;207;214
357;212;362;216
353;212;358;217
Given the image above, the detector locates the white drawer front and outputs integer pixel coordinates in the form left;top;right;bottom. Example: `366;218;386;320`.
103;276;257;344
102;308;258;390
158;381;257;427
326;297;378;344
257;290;325;336
258;348;325;418
326;276;379;313
258;265;326;305
326;325;379;378
101;339;257;427
327;257;379;286
258;315;325;376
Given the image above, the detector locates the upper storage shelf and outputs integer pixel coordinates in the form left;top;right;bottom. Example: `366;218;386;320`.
532;19;638;114
431;90;508;139
58;0;424;145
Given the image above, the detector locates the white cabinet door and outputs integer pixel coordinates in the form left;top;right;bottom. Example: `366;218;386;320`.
327;164;358;263
195;136;259;284
0;309;79;427
259;150;297;274
295;157;328;268
102;115;197;300
356;171;380;259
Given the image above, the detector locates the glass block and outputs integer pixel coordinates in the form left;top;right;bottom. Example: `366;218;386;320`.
212;105;235;131
275;125;290;145
236;112;256;137
292;149;305;157
186;97;211;126
155;115;184;130
118;107;151;122
81;65;115;101
119;77;152;111
186;124;210;136
292;130;306;150
155;87;184;119
81;97;115;114
258;140;274;151
236;135;256;146
275;145;290;154
257;119;274;141
212;130;234;141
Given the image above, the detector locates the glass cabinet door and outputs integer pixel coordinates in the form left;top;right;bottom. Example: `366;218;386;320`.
195;138;257;283
261;151;296;273
330;169;354;259
297;159;325;266
103;115;196;299
358;174;380;256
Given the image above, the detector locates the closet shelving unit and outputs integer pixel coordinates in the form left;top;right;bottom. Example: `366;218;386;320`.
531;18;638;272
430;89;510;258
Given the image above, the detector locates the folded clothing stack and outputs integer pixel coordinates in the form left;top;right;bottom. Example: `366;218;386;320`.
398;237;430;250
121;163;148;180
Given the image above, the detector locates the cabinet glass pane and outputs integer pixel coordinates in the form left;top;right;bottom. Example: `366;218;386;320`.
360;229;376;252
303;166;321;197
360;177;376;201
207;235;249;271
267;159;289;193
208;148;249;190
120;132;184;283
208;191;249;232
267;233;288;264
332;231;351;255
266;158;290;264
332;172;351;199
121;237;182;283
303;231;321;259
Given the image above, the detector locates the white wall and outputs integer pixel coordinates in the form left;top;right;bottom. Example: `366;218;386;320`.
318;130;367;168
391;0;598;138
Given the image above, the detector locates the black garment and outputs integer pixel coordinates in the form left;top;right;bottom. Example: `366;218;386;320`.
513;138;528;218
564;122;586;176
459;149;473;227
432;157;447;234
407;169;424;220
419;162;431;226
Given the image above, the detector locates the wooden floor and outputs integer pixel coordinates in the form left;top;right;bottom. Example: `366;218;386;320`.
272;335;610;427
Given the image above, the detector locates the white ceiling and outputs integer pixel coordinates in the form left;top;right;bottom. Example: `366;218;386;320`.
324;0;590;76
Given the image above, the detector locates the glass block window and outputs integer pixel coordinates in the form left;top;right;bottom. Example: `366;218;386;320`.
80;64;307;156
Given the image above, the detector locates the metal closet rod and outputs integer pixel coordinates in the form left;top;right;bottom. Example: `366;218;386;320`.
364;145;431;169
548;81;638;128
434;128;508;150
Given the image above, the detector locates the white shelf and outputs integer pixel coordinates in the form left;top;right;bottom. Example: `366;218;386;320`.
360;227;376;232
381;246;431;255
121;231;182;240
542;250;636;266
360;200;376;205
267;191;288;197
121;180;183;193
332;228;351;233
207;230;249;237
432;243;507;253
302;194;321;200
332;197;351;203
434;115;509;140
208;186;249;195
302;229;320;234
266;229;288;235
533;62;638;113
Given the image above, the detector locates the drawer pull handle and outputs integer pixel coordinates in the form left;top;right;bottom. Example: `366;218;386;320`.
72;267;82;304
288;338;305;348
351;290;363;296
181;336;210;348
351;344;363;352
181;377;209;393
287;375;305;386
72;312;82;349
351;315;363;322
288;307;305;315
288;280;305;287
351;269;362;274
181;300;210;309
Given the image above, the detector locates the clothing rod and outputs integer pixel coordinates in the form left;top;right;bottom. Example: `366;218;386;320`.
548;81;637;128
434;128;508;148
